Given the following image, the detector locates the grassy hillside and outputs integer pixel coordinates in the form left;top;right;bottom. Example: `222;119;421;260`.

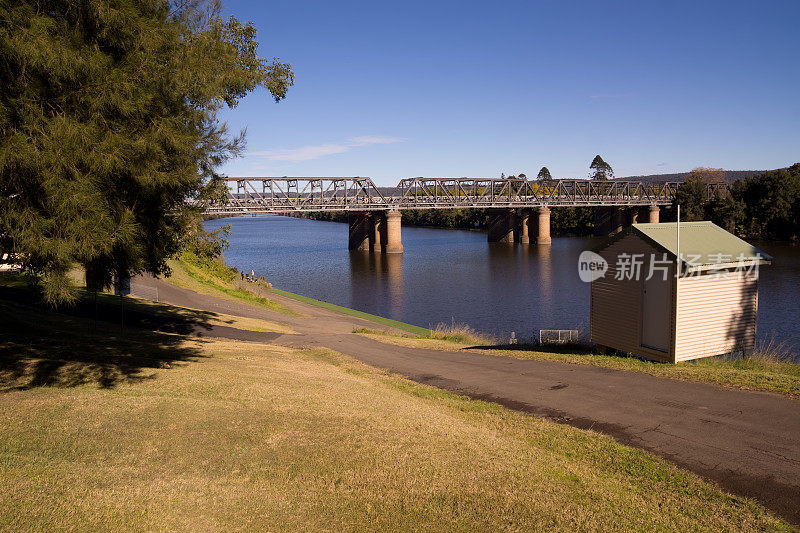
0;292;788;530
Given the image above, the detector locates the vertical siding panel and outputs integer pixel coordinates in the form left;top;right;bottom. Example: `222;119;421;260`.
675;272;758;361
590;235;674;363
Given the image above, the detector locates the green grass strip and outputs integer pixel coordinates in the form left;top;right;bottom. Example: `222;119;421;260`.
177;261;297;316
266;287;429;335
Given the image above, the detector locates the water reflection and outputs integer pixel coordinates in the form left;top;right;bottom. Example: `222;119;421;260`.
349;251;404;318
534;243;554;328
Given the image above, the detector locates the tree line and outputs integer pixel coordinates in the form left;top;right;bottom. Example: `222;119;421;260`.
675;164;800;240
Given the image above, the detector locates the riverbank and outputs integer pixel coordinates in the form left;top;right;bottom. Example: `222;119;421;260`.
169;252;428;335
165;254;800;398
0;272;793;529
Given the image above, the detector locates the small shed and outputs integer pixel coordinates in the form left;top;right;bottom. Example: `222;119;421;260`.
590;221;771;363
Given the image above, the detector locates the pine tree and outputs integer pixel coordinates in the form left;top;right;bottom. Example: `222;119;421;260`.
0;0;293;304
589;155;614;180
536;167;552;180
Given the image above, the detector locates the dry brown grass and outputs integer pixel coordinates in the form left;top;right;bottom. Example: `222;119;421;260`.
352;321;495;351
0;278;790;530
427;320;495;344
122;296;295;334
750;335;798;363
354;329;475;352
0;320;788;530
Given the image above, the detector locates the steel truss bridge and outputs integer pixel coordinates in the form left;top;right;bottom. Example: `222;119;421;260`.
203;177;726;216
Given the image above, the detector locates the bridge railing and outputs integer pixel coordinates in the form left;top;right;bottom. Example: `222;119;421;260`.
208;177;391;214
394;178;688;207
204;177;728;214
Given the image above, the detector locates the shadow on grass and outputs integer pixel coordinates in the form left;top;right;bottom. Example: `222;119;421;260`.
467;343;595;355
0;286;208;392
469;342;679;365
2;284;219;335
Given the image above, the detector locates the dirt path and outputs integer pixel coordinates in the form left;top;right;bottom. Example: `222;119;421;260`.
135;275;800;524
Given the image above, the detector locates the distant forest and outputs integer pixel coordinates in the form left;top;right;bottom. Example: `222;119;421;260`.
619;169;770;185
368;170;774;196
298;164;800;241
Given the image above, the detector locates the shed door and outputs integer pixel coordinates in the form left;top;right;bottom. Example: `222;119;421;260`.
641;275;671;352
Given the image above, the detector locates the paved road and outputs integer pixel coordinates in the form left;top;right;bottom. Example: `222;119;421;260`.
134;276;800;524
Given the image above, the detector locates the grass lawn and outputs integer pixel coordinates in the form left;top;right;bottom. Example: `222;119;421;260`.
0;297;788;530
354;330;800;399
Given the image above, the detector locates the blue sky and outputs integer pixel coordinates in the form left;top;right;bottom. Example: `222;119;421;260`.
218;0;800;186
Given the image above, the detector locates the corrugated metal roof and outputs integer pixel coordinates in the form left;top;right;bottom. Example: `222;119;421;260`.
631;221;771;267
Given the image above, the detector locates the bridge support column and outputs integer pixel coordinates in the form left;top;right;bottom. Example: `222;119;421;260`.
610;207;625;235
519;211;530;244
348;212;371;251
595;206;637;236
488;210;517;243
370;213;383;253
594;207;612;236
383;210;403;254
537;207;552;245
648;205;660;223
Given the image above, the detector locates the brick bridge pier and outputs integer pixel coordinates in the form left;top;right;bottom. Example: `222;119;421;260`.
347;211;403;254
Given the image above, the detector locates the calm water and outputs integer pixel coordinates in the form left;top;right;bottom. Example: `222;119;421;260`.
206;216;800;355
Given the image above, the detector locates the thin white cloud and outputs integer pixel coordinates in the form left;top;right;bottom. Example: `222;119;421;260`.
250;136;404;162
348;136;402;146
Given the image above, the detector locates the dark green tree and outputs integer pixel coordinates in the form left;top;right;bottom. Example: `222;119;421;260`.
706;194;744;234
0;0;293;304
674;178;711;221
675;168;732;223
536;167;552;180
730;164;800;239
589;155;613;180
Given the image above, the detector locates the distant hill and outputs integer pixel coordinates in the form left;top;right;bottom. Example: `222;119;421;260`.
616;170;771;184
373;170;775;190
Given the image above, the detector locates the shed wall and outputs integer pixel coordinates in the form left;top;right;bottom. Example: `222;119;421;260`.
590;234;675;363
674;271;758;361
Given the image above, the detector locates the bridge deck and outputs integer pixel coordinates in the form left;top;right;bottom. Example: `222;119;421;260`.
204;177;721;215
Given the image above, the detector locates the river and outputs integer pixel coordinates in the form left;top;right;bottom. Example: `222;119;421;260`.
205;215;800;357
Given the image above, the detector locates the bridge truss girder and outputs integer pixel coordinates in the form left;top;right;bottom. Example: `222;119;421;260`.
203;177;727;215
